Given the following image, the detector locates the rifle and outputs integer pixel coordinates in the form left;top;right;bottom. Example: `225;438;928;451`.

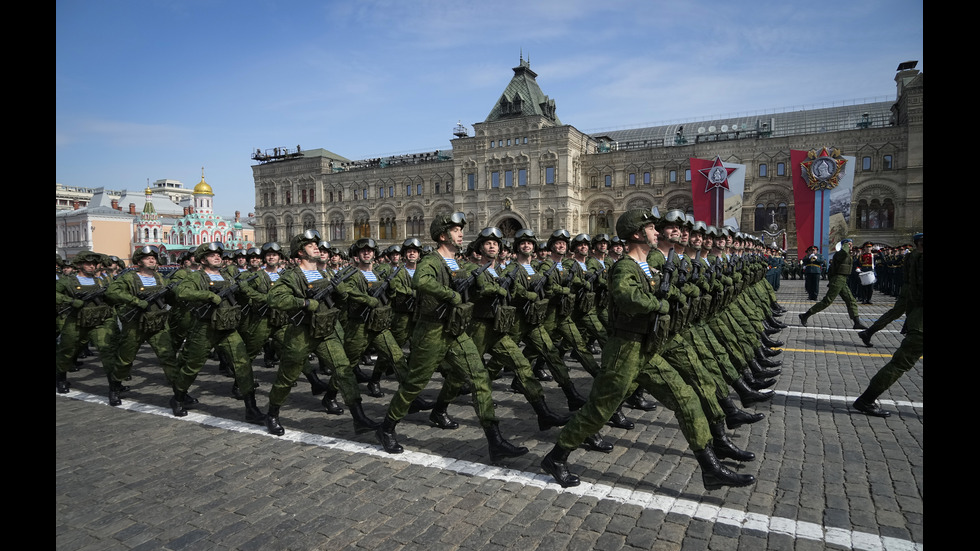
435;261;492;319
117;279;180;323
290;265;358;325
57;286;109;317
491;264;521;313
360;266;400;321
650;247;677;335
192;272;260;320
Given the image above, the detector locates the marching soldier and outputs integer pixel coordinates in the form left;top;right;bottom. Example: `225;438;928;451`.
56;250;115;394
799;239;868;329
376;212;528;463
541;209;755;490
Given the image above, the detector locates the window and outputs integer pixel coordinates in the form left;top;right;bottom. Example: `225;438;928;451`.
857;198;895;229
590;176;598;188
777;163;785;176
362;188;368;200
644;172;651;185
669;170;676;183
491;171;500;188
604;175;612;187
302;190;307;203
417;184;422;196
883;155;893;169
629;173;636;186
286;190;291;204
507;139;511;146
505;170;513;187
490;141;495;148
545;166;555;185
685;169;691;181
389;186;394;197
523;137;528;144
435;183;440;195
759;163;767;177
467;173;475;190
406;185;412;196
518;169;527;187
863;156;872;170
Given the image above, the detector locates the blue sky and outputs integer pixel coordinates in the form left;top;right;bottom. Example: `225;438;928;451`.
56;0;923;217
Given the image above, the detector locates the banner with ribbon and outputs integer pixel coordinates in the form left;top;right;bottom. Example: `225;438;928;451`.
791;147;855;260
690;155;745;229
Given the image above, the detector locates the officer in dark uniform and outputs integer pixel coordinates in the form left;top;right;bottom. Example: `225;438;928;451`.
802;246;824;300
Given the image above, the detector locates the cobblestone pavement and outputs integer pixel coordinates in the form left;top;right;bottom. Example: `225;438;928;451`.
56;278;923;551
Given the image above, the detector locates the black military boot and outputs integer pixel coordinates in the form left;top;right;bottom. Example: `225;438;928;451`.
231;382;245;400
755;355;783;368
852;316;868;330
710;422;755;462
408;396;435;414
321;385;344;415
695;447;756;491
305;371;329;396
377;415;403;454
798;312;810;327
429;402;459;430
857;329;875;347
623;388;657;411
562;383;588;412
748;359;781;379
353;364;372;383
107;376;123;407
745;374;776;391
732;378;774;408
351;401;381;434
719;396;765;429
265;405;285;436
530;399;571;431
243;392;266;425
57;371;72;394
757;345;782;358
366;379;384;398
761;333;784;349
541;445;580;487
607;407;635;430
584;433;614;453
766;316;788;329
170;388;188;417
484;422;529;463
533;364;554;382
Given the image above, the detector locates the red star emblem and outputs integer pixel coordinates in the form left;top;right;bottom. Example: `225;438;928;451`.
700;156;736;193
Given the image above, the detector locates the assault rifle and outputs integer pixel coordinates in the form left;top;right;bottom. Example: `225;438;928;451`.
117;280;180;323
360;266;400;321
192;272;260;320
290;265;358;325
435;261;492;319
650;247;677;335
491;264;521;313
57;286;108;316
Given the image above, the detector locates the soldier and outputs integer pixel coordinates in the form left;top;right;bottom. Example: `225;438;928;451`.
852;233;923;417
467;226;569;431
102;245;181;407
263;230;378;436
541;209;755;490
801;246;824;300
799;239;868;329
856;241;876;304
169;242;265;424
56;250;115;394
376;212;528;463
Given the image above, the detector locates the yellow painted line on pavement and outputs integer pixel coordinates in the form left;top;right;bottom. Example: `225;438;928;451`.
776;347;894;359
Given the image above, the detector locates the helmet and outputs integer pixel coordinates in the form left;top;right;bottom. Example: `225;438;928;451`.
349;237;379;258
132;245;161;265
513;228;537;247
318;240;332;252
401;237;423;252
261;242;283;259
429;212;466;241
691;220;707;235
473;226;503;251
616;209;658;241
289;229;322;258
591;233;611;247
656;209;687;231
73;250;102;265
571;233;592;249
245;247;263;259
546;229;571;250
194;242;225;263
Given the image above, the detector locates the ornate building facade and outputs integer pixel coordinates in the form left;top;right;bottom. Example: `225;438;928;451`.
252;59;923;254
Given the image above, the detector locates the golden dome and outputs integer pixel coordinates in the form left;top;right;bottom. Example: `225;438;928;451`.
194;168;214;195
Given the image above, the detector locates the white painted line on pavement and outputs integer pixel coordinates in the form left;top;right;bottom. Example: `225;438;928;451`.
772;389;922;410
59;391;924;551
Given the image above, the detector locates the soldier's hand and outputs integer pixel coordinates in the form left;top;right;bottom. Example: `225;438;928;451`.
496;287;509;297
71;299;85;309
450;291;462;305
136;299;149;310
525;291;538;301
211;294;223;305
366;297;381;308
306;299;320;312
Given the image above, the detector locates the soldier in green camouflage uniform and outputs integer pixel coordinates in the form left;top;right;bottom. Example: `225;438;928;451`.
541;209;756;490
169;242;265;424
800;238;868;329
56;250;115;394
376;213;528;463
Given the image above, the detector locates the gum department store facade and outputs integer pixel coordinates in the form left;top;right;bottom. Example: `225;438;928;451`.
252;60;922;255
